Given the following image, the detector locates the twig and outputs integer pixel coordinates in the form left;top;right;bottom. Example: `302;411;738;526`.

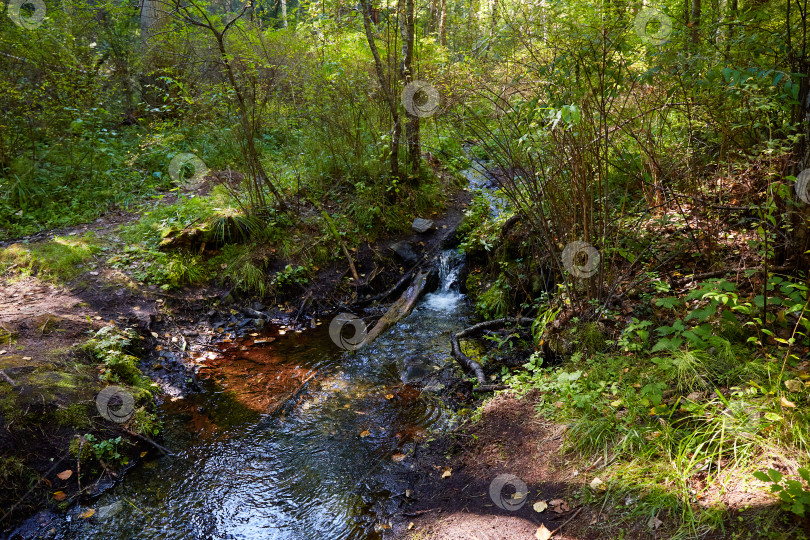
0;369;15;386
120;428;175;456
402;508;438;517
552;507;582;535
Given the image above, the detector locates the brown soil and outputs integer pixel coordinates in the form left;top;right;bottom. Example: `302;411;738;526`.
395;392;580;540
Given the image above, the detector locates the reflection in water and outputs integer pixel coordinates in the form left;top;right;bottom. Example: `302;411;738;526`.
46;251;469;540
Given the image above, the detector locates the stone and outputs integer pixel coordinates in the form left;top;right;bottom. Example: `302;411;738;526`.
95;501;123;521
411;218;435;233
389;241;418;264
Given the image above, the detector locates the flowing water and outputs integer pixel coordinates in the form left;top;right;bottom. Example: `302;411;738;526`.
39;251;471;540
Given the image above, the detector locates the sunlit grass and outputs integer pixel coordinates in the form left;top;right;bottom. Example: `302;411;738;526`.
0;233;101;281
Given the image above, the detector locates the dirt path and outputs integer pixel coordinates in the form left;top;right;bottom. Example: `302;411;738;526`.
394;392;671;540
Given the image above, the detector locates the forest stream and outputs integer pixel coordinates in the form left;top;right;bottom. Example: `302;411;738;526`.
38;251;469;540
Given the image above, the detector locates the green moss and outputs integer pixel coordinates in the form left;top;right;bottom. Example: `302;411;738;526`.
52;403;92;429
0;233;101;281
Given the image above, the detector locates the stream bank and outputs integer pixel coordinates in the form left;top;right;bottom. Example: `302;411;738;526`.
1;178;477;538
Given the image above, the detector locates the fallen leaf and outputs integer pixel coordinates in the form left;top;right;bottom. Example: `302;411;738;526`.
589;477;605;491
249;333;259;337
408;522;415;530
535;524;553;540
785;379;804;393
392;453;406;462
441;468;452;478
0;350;6;355
385;394;394;400
548;499;569;513
78;508;95;519
781;396;797;408
533;500;548;513
22;356;32;361
140;451;148;458
53;491;66;501
360;430;370;438
56;470;73;481
647;515;663;530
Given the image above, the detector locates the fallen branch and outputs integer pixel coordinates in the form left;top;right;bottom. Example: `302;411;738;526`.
450;317;534;385
354;267;417;307
0;369;15;386
359;270;430;347
551;507;582;535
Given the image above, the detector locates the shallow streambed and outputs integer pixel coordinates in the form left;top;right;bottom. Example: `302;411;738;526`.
40;256;472;540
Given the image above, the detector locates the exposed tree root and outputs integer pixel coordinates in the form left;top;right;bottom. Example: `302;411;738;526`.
450;317;534;386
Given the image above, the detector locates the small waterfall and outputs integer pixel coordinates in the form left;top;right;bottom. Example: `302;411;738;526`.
423;250;464;311
436;250;461;292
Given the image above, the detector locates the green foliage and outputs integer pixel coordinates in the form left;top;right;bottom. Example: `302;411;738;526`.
754;469;810;517
82;326;149;389
78;434;130;468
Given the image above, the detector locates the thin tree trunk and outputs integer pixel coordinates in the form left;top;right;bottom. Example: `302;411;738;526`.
139;0;162;43
281;0;288;27
691;0;701;44
399;0;420;176
439;0;447;45
725;0;737;57
359;0;401;180
214;33;286;209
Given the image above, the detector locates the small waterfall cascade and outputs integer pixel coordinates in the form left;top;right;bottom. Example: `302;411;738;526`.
423;250;464;311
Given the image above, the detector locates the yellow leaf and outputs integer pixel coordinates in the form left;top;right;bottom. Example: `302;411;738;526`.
533;500;548;513
53;491;66;501
79;508;95;519
360;430;370;438
610;399;622;407
535;524;553;540
408;522;415;530
781;396;797;408
56;470;73;481
385;394;394;400
441;468;452;478
392;453;406;462
140;451;148;458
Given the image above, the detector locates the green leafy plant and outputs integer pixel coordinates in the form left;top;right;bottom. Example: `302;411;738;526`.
754;468;810;517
